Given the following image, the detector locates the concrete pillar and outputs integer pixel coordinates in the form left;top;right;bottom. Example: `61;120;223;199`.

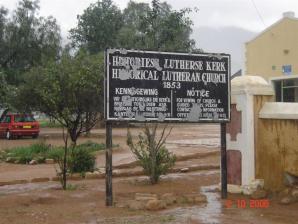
226;75;274;194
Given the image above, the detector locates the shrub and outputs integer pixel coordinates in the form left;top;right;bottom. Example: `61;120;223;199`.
68;146;96;173
47;147;64;161
127;124;176;184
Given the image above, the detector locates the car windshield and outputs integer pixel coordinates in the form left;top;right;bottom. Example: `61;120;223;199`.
14;115;35;122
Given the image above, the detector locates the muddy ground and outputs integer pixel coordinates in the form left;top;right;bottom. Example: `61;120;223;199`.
1;172;297;224
0;124;297;224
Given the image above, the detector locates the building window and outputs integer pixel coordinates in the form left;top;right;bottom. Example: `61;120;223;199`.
273;78;298;102
282;65;292;75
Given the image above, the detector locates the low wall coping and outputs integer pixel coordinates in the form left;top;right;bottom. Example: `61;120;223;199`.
232;75;274;96
259;102;298;119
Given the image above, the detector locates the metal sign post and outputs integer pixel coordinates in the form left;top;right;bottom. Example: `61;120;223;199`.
105;122;113;206
104;49;231;206
220;123;227;199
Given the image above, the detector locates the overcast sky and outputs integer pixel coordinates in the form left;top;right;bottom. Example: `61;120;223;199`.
1;0;298;73
2;0;298;37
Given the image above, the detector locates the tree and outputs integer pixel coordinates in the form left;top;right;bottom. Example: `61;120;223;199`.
122;1;197;184
116;1;150;49
70;0;197;54
19;50;103;144
16;50;104;189
0;7;8;47
0;0;61;85
0;8;9;109
0;69;7;109
118;0;196;52
142;0;196;51
69;0;123;53
0;69;18;112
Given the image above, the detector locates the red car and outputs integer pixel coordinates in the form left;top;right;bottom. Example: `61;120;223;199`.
0;113;40;139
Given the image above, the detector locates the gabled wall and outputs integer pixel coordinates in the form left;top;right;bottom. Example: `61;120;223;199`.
245;18;298;80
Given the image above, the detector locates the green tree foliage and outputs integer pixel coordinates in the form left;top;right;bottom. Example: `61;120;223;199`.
0;70;7;108
70;0;197;53
69;0;123;53
121;0;196;51
116;1;151;49
17;50;104;144
0;0;61;85
0;7;7;45
16;50;103;189
0;69;18;110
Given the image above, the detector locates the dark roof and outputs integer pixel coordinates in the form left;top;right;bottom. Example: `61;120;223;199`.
231;69;242;80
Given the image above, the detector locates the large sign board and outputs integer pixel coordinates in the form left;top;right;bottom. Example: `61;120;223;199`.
105;49;230;122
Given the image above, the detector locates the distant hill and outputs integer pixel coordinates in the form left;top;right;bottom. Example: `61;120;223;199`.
192;26;256;74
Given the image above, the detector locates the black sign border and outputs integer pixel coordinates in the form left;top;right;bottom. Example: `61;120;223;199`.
104;49;231;123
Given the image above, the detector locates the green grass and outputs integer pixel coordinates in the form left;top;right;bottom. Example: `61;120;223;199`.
160;215;176;223
76;141;106;152
4;142;50;164
66;183;78;191
2;140;108;164
38;120;63;128
47;147;64;161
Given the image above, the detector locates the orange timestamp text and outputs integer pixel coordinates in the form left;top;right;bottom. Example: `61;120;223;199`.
225;199;270;209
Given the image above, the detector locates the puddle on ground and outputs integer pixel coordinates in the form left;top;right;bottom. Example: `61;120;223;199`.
197;185;222;223
166;138;220;148
0;181;107;196
0;182;60;195
121;170;220;186
161;170;220;181
162;185;221;224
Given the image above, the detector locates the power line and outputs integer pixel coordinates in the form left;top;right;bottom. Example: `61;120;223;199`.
250;0;266;27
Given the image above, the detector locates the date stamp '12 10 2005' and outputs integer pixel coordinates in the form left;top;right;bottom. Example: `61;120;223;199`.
225;199;270;209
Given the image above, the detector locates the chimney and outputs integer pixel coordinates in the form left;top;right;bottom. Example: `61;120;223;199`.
283;11;295;18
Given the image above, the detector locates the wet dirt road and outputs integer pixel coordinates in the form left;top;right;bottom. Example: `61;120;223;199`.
0;124;220;150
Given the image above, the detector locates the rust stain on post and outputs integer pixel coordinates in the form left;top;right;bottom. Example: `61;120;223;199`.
226;104;241;141
227;150;242;185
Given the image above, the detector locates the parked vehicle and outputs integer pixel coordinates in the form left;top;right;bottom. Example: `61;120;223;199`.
0;113;40;139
